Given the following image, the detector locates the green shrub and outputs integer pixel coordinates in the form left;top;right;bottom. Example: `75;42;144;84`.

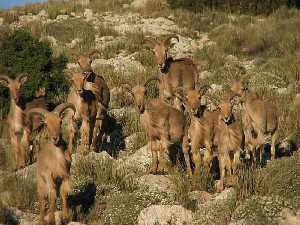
0;30;69;117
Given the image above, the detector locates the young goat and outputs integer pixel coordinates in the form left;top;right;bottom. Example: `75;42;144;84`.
144;35;197;101
182;87;219;174
66;73;101;155
215;97;244;192
76;49;110;151
231;80;278;162
0;73;29;169
122;82;190;175
27;103;76;225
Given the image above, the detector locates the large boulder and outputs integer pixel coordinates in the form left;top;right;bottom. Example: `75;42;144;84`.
137;174;174;195
138;204;193;225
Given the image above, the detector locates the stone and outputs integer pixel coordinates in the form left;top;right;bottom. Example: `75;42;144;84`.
199;71;213;80
137;175;174;194
66;38;82;48
84;9;93;22
131;0;167;9
278;208;300;225
126;145;150;172
56;14;69;20
0;17;4;26
188;191;213;207
138;205;193;225
37;9;48;18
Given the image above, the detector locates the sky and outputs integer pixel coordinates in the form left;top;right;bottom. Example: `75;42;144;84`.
0;0;47;9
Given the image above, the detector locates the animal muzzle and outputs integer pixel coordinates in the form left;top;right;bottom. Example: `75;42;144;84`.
83;71;92;78
52;137;60;145
138;105;145;113
158;63;165;70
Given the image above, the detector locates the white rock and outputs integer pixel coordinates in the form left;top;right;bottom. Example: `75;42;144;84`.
76;0;90;6
56;14;69;20
137;174;174;194
138;205;193;225
38;9;48;18
278;208;300;225
131;0;166;9
66;38;82;48
84;9;93;22
199;71;213;80
126;145;150;172
0;17;3;26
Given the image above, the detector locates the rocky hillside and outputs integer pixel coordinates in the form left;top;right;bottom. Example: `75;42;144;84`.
0;0;300;225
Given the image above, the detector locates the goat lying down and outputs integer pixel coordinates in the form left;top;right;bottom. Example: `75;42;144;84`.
122;82;191;175
27;103;76;225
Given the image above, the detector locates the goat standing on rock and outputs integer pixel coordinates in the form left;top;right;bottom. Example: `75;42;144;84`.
122;82;191;175
27;103;76;225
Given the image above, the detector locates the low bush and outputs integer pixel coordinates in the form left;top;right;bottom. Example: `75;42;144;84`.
0;30;69;117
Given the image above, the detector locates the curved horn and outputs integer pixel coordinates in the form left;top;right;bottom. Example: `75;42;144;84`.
144;36;158;46
120;83;134;98
0;75;11;86
17;73;28;84
84;82;100;97
164;34;179;48
199;85;211;95
144;76;160;87
88;49;101;58
54;103;76;117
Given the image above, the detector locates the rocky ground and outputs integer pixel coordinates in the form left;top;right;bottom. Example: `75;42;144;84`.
0;0;300;225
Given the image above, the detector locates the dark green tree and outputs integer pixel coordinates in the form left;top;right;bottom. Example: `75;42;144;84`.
0;30;70;117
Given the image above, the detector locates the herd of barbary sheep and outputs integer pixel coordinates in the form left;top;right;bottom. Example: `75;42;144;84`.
0;34;288;225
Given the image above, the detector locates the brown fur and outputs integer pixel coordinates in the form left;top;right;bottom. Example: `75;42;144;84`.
144;35;197;101
122;83;190;175
66;73;101;155
0;74;29;169
27;103;75;225
231;80;278;162
76;50;110;151
215;98;244;192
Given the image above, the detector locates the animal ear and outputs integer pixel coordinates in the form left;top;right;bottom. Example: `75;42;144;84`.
17;73;28;85
164;34;179;50
53;103;76;118
0;75;10;87
144;36;158;48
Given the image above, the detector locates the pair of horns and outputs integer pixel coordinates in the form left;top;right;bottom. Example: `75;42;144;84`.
27;103;76;120
144;34;179;47
0;73;28;85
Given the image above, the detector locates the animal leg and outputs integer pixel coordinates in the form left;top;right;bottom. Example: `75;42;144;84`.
217;156;226;192
60;178;71;224
19;128;30;167
38;196;46;225
148;141;158;174
271;131;278;160
231;151;241;186
191;139;200;175
157;139;168;175
79;119;90;154
10;136;19;169
182;135;192;176
91;118;103;152
203;149;213;173
48;181;57;225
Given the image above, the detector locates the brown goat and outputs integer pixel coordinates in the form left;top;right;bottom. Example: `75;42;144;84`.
0;73;29;169
122;82;190;175
76;49;110;151
215;97;244;192
231;80;278;162
182;87;219;174
144;35;197;101
27;103;76;225
66;73;101;155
